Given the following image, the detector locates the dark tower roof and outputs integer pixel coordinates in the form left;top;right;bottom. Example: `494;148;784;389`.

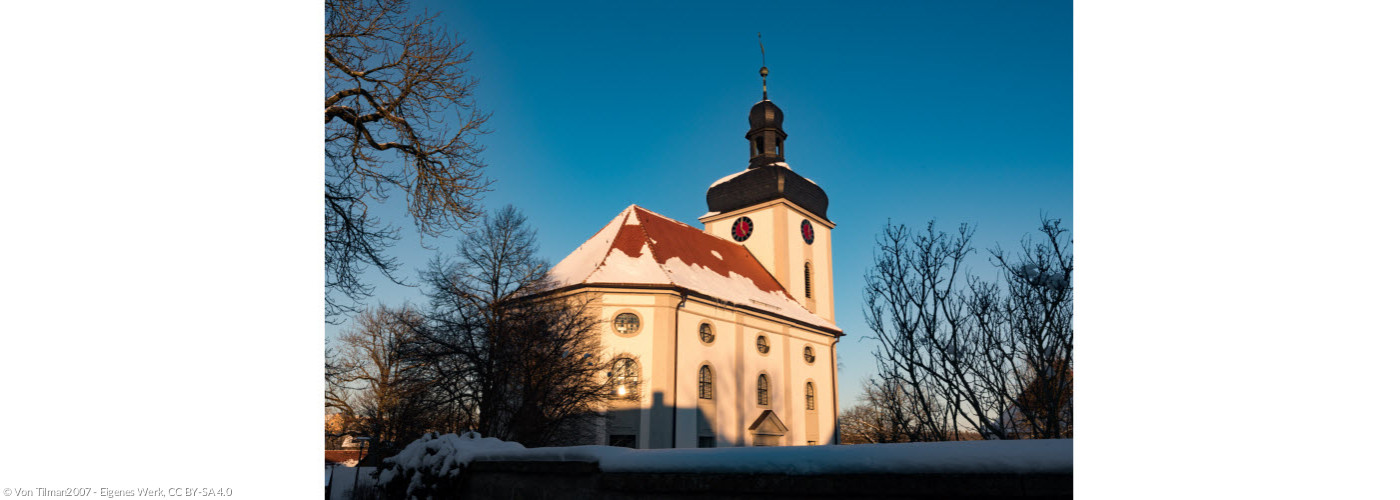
706;86;829;221
706;163;830;221
749;100;784;130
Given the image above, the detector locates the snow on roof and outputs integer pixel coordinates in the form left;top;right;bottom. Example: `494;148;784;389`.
708;170;746;188
549;205;838;332
383;432;1072;475
708;163;795;189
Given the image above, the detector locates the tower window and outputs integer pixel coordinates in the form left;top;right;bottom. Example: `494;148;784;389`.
806;381;816;410
757;374;770;406
803;346;815;364
756;335;770;354
699;323;715;344
699;365;714;400
804;262;813;298
757;137;766;155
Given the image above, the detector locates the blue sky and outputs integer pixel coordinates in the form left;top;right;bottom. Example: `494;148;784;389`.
327;0;1072;410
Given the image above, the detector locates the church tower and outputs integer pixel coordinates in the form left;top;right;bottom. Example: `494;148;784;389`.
701;66;835;324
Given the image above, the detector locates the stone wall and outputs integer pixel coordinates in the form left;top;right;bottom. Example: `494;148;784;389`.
450;460;1070;500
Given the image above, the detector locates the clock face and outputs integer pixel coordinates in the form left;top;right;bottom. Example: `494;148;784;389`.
731;216;754;242
800;220;815;245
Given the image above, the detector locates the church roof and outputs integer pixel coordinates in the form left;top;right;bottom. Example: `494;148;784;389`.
549;205;839;333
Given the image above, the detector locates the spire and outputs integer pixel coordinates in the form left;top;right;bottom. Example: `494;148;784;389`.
758;32;768;100
747;33;785;167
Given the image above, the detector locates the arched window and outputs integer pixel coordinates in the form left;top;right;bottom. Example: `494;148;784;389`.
699;365;714;400
805;382;816;410
757;374;770;406
611;358;639;397
756;335;770;354
804;262;812;298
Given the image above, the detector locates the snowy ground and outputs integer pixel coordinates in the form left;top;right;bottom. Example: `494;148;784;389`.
376;432;1071;482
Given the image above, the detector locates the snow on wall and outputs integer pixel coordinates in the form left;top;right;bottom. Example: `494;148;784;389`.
381;432;1072;476
375;432;525;489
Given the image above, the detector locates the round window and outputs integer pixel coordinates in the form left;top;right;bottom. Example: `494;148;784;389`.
699;323;715;344
756;335;770;354
613;312;641;336
803;346;816;364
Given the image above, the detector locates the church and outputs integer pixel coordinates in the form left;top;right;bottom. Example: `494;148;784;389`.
548;66;841;448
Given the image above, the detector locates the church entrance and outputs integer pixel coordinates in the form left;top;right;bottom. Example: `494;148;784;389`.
747;410;788;446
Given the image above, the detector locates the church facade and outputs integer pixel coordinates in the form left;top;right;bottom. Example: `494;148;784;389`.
548;73;841;448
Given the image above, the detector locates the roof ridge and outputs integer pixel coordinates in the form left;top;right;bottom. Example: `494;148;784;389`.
574;206;634;285
628;205;679;288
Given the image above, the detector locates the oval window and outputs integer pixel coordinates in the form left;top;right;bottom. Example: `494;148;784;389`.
613;312;641;336
756;335;770;354
699;323;715;344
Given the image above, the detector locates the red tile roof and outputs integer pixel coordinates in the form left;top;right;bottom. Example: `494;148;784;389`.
550;205;838;332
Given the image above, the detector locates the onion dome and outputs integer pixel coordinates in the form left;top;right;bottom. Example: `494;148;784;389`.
749;100;784;130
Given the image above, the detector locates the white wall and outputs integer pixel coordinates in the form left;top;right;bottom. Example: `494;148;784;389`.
701;200;836;324
589;280;838;449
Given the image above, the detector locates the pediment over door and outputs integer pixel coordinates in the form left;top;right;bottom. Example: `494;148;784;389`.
748;409;788;436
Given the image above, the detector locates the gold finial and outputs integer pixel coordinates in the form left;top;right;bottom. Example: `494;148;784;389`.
758;33;768;100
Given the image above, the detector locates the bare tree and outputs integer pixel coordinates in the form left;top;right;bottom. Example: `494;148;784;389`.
325;0;491;319
864;218;1072;440
840;378;916;444
409;206;623;447
327;304;438;461
976;220;1073;438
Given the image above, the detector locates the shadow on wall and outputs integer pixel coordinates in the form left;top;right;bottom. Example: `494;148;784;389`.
598;391;835;448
